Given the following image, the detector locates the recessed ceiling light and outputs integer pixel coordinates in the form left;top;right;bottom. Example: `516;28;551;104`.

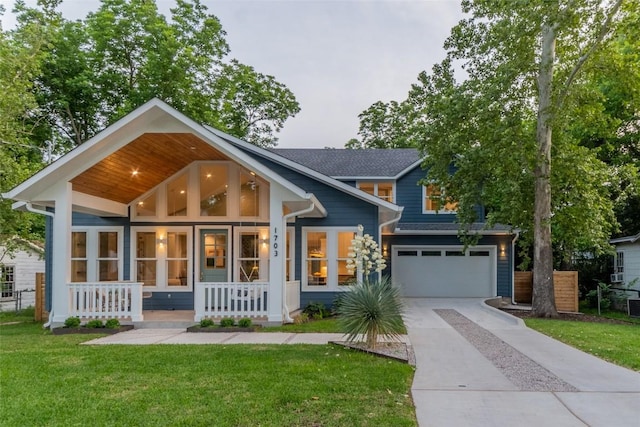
180;190;185;194
132;170;139;176
206;173;212;178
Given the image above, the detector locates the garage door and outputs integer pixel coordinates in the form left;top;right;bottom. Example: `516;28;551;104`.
392;246;495;297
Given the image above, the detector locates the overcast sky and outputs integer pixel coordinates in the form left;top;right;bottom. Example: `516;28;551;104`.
1;0;464;148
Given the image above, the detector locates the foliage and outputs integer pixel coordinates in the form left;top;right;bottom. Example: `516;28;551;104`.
525;318;640;371
237;318;252;328
346;100;418;149
0;322;416;426
263;317;342;333
302;301;330;319
63;316;80;328
337;277;405;349
219;318;235;328
104;318;120;329
85;319;104;328
199;318;214;328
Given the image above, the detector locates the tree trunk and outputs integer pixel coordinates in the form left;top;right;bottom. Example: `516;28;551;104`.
532;22;558;318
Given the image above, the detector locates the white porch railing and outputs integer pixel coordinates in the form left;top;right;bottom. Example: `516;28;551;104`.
195;282;268;321
68;282;143;321
286;280;300;312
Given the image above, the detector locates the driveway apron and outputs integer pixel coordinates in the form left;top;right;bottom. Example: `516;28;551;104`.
404;298;640;427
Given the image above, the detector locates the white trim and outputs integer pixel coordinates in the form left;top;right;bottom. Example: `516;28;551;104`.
422;184;456;215
70;226;124;283
356;181;396;203
130;226;193;292
233;226;270;282
392;228;512;236
610;232;640;244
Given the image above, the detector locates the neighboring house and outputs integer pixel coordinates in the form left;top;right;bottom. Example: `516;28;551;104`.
610;233;640;293
0;239;45;311
3;99;517;326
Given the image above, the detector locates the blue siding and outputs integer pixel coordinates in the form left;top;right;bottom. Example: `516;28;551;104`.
143;292;193;310
300;292;340;310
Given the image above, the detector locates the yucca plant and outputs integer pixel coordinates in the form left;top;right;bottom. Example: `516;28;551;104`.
338;225;404;349
337;276;404;349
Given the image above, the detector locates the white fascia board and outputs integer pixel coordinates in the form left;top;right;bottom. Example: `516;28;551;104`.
206;126;403;217
72;192;128;217
610;232;640;244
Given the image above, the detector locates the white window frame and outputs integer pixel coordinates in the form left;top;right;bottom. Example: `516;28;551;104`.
422;184;457;214
302;227;358;292
130;162;269;223
357;181;395;203
286;226;295;282
1;265;15;299
233;226;270;282
70;227;124;282
615;251;624;274
131;226;193;291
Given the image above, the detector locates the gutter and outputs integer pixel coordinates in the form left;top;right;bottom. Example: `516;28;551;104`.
281;200;316;323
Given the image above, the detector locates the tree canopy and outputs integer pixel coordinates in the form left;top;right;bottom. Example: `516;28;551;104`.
0;0;301;249
351;0;639;316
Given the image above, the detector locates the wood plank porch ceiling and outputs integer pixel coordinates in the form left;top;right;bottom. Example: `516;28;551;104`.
70;133;229;204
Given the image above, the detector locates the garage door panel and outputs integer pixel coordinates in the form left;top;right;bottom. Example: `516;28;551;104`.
393;247;494;298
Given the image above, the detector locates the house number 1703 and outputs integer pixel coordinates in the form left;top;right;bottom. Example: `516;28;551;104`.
272;227;279;257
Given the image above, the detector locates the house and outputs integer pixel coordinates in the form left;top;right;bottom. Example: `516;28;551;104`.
0;238;45;311
610;232;640;293
3;99;517;326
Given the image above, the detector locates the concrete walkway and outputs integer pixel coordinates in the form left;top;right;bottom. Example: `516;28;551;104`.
405;298;640;427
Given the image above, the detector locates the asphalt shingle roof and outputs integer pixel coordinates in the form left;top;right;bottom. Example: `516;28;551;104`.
269;148;421;178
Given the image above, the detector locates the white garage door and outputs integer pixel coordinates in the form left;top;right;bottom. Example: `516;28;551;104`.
392;246;495;297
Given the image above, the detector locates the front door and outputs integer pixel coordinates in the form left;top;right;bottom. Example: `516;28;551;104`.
200;230;228;282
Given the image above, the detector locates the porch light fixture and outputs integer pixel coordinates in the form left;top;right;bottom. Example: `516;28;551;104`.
500;244;506;256
157;236;167;245
260;237;269;246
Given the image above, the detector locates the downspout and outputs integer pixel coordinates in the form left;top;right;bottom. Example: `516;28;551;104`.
281;200;316;323
377;210;402;282
511;230;520;305
24;202;56;327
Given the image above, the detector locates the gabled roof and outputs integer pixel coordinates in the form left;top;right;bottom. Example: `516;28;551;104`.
610;232;640;245
270;148;422;179
3;98;326;218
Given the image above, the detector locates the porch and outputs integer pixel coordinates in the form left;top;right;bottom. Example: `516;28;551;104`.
64;280;301;327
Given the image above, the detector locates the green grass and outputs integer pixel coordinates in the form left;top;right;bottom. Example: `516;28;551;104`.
0;318;416;427
579;305;640;325
525;318;640;371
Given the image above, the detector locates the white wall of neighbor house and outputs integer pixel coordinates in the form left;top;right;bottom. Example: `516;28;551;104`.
0;246;45;310
618;243;640;290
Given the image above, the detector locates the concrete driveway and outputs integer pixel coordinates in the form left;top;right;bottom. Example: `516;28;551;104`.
404;298;640;427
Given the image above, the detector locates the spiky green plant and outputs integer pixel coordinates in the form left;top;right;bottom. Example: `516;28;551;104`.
337;277;404;349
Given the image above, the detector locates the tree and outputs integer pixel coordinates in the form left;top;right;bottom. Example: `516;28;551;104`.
348;100;418;148
415;0;636;317
14;0;300;149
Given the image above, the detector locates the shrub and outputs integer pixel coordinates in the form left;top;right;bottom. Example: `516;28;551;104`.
303;301;330;319
220;318;235;327
85;319;104;328
238;318;252;328
337;277;405;349
105;319;121;329
64;317;81;328
199;318;215;328
294;313;309;324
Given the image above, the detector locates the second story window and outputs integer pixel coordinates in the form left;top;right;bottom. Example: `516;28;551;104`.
358;182;394;203
423;184;457;214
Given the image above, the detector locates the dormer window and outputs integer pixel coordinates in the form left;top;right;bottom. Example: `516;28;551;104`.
423;184;457;214
357;182;394;203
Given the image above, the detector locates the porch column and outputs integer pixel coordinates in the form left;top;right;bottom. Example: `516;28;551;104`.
267;189;286;322
50;181;73;324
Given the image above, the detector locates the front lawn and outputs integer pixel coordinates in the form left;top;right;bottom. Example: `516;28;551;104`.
0;319;416;426
524;318;640;371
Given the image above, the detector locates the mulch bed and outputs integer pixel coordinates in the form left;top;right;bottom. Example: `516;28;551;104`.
501;309;635;325
52;325;134;335
186;326;260;333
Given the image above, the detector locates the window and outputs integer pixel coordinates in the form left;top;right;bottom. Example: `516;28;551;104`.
167;173;188;216
1;266;15;299
240;171;260;217
615;251;624;273
200;164;228;216
423;184;457;213
358;182;394;203
238;232;260;282
133;227;192;290
286;228;294;281
303;228;357;290
71;228;122;282
135;191;157;217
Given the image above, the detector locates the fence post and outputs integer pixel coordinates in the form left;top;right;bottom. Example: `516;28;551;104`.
35;273;46;321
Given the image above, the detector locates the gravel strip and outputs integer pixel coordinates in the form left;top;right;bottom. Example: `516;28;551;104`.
434;309;578;392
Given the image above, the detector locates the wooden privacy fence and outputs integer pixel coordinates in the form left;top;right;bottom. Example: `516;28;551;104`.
35;272;48;322
514;271;578;312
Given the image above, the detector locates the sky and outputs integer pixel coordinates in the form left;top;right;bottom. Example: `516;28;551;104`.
1;0;464;148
